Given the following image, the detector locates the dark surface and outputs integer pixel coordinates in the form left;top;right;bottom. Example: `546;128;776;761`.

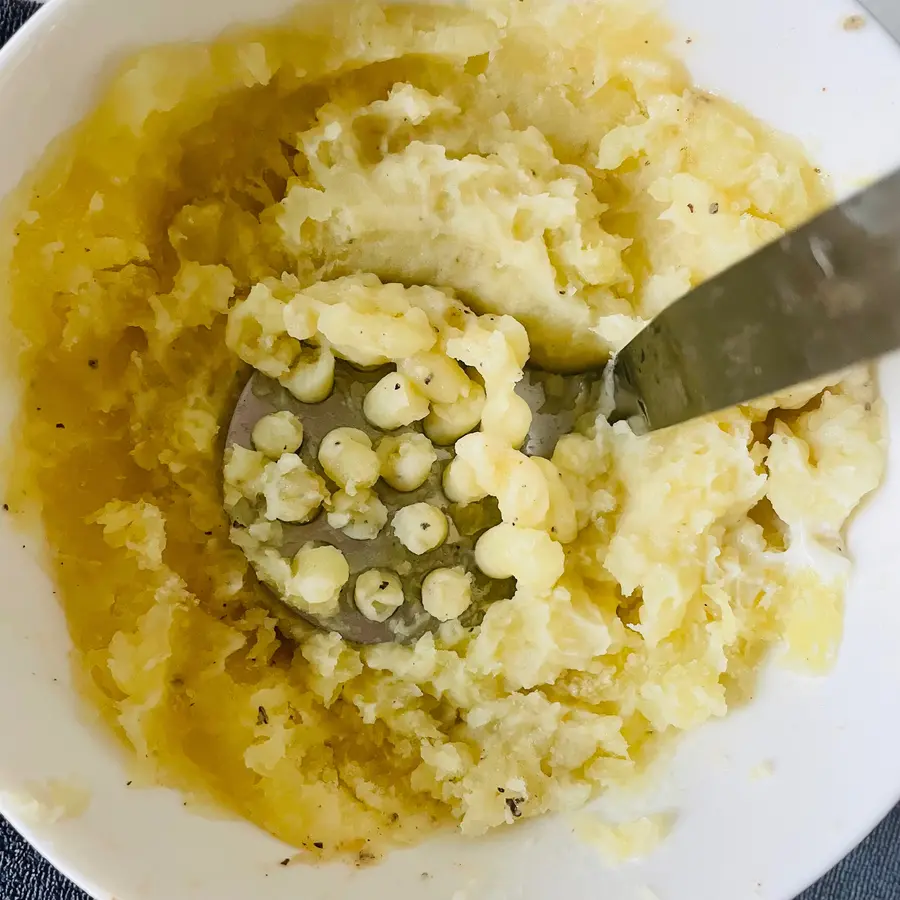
0;0;38;40
1;1;899;898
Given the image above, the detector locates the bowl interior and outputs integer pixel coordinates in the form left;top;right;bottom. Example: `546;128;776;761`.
1;1;900;899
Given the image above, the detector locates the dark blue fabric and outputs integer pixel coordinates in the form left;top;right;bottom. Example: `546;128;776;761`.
0;1;898;897
0;0;38;41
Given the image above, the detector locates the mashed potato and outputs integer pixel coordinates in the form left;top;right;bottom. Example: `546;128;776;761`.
1;0;885;863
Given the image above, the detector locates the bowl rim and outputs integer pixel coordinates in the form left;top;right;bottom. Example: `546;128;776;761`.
2;1;900;899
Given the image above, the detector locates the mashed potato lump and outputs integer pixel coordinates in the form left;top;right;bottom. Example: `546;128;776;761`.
2;0;885;861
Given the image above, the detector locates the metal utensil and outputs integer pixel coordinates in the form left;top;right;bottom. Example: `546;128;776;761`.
227;165;900;644
227;366;513;645
610;166;900;431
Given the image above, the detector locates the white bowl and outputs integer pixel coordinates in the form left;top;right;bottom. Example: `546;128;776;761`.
2;1;900;899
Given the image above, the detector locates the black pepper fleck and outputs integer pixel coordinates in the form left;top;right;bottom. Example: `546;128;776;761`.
421;522;431;530
709;202;719;214
394;382;401;390
2;504;7;512
55;423;65;429
505;797;523;818
424;375;433;385
280;858;290;866
313;841;324;849
126;781;132;786
379;581;389;590
87;359;98;369
257;705;269;725
497;787;505;793
687;203;695;213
